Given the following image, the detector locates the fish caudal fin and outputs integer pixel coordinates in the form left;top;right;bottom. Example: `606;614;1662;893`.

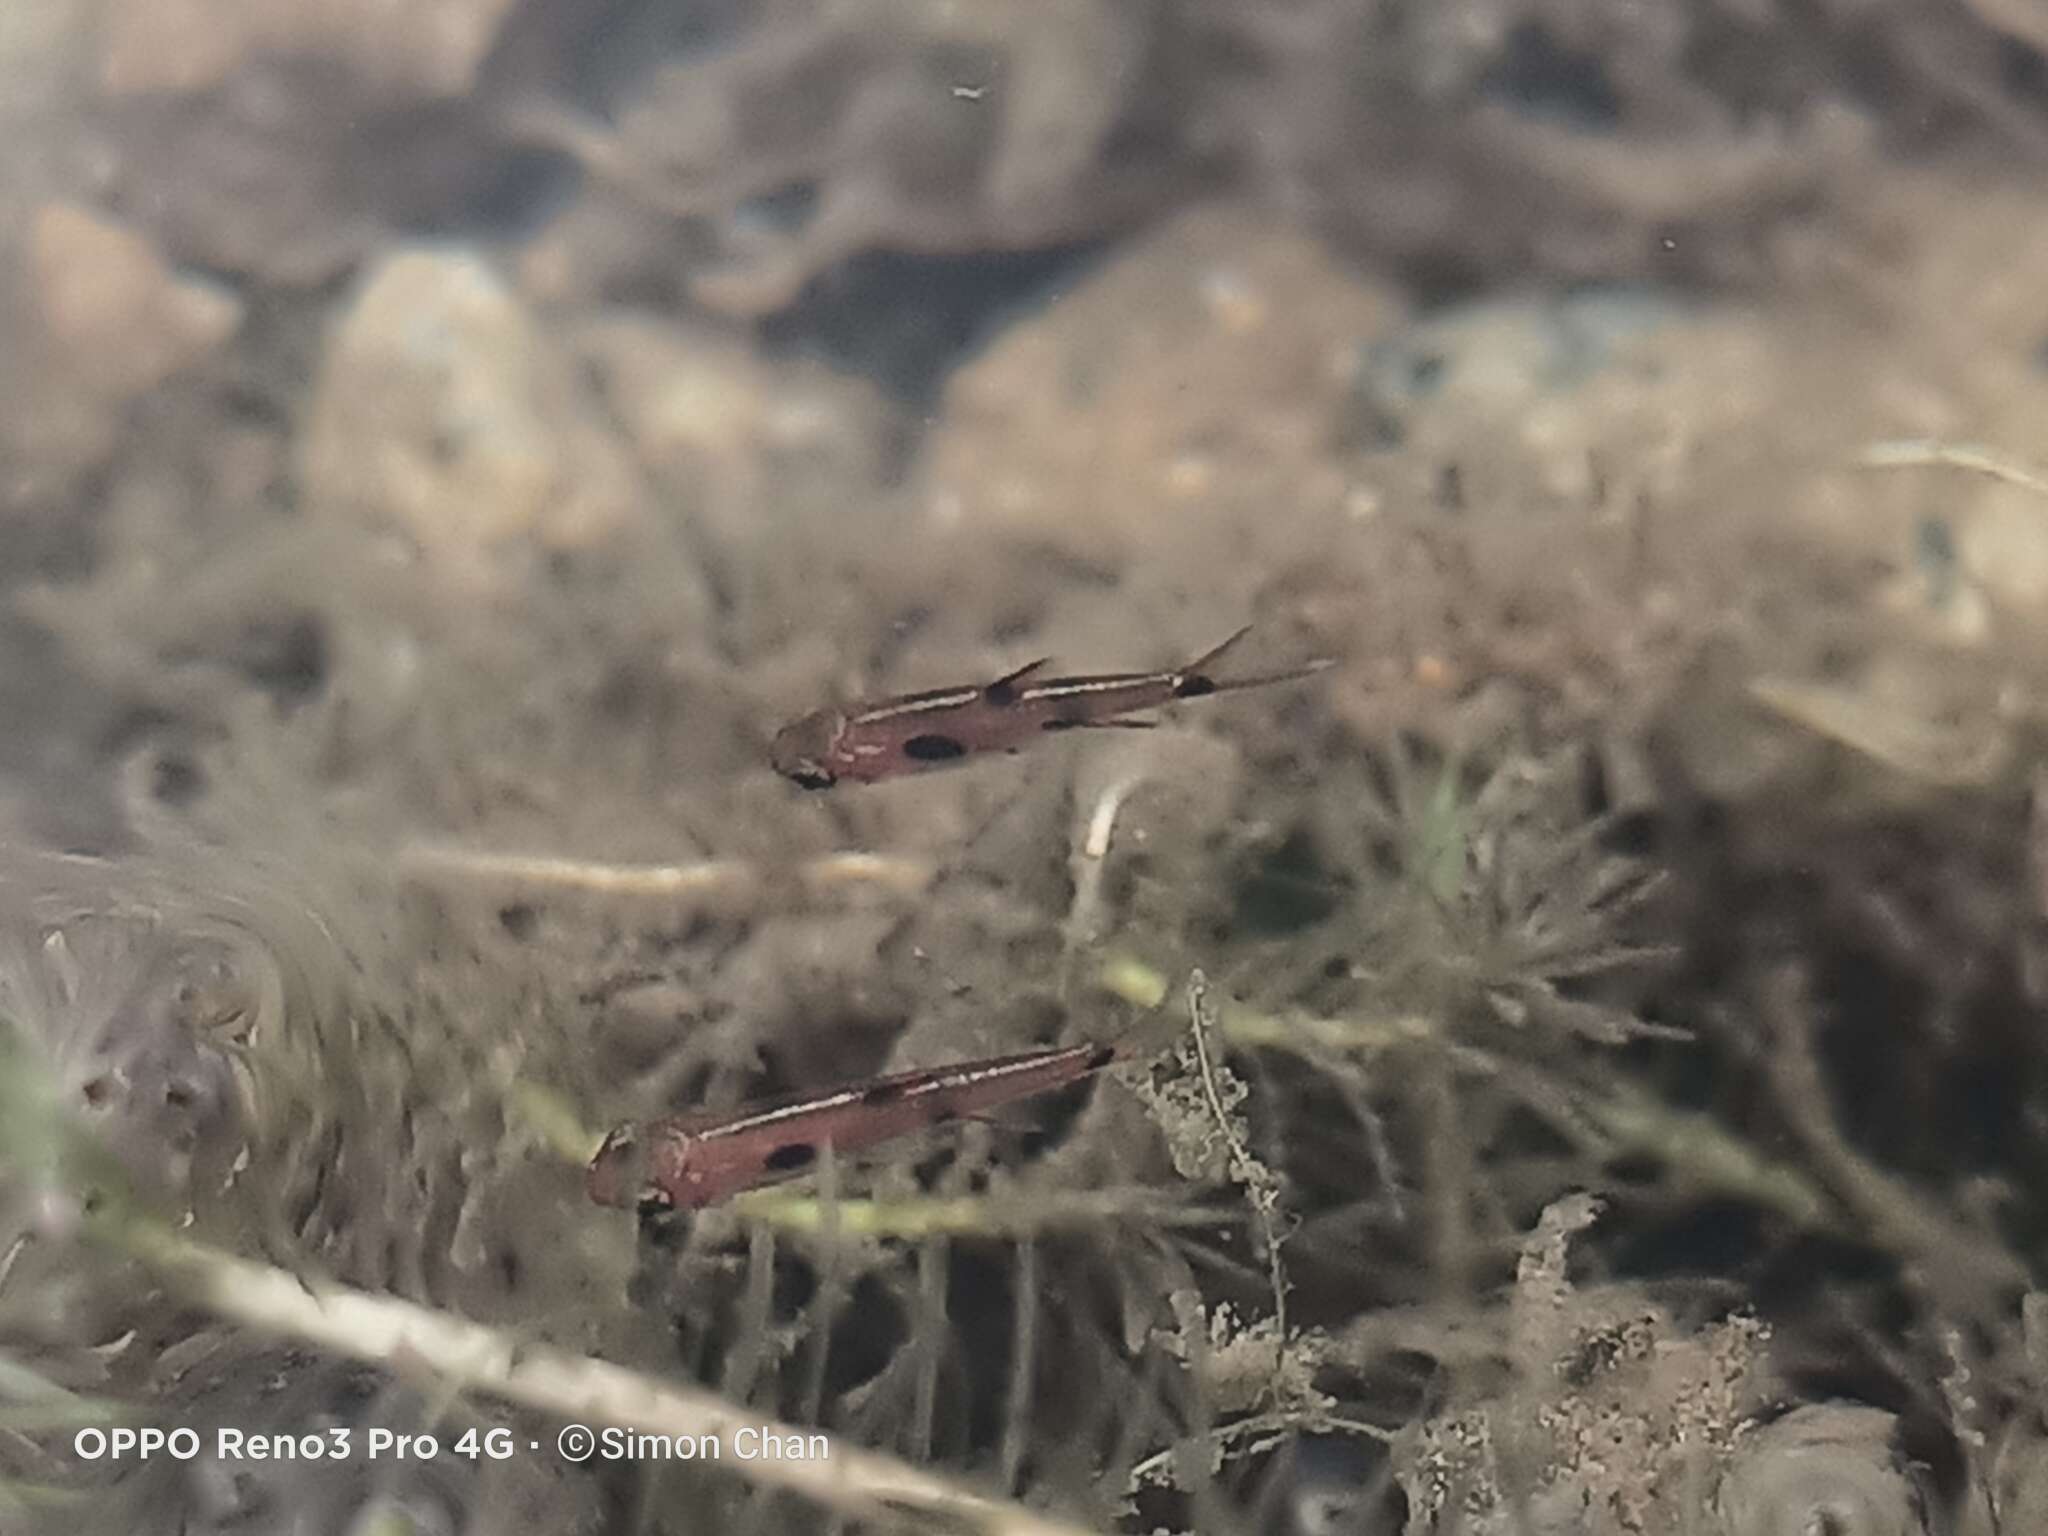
1174;627;1335;698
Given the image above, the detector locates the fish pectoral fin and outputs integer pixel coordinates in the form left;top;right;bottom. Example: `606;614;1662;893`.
983;656;1052;706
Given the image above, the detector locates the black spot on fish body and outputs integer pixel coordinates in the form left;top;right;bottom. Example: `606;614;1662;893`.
1173;674;1218;699
902;733;968;761
929;1105;961;1126
1085;1044;1118;1072
765;1142;818;1172
862;1079;909;1106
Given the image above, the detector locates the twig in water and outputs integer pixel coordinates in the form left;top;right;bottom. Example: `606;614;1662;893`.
398;844;933;903
111;1220;1107;1536
1098;954;1457;1064
1858;439;2048;499
1060;775;1145;1000
399;843;757;898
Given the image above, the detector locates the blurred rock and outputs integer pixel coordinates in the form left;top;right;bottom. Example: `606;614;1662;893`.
1714;1403;1933;1536
27;201;242;398
301;247;651;591
99;0;521;100
94;66;387;286
921;203;1402;591
1833;177;2048;640
1958;482;2048;613
570;313;901;652
0;0;87;132
512;0;1164;317
575;313;896;509
1351;289;1699;510
2;202;242;507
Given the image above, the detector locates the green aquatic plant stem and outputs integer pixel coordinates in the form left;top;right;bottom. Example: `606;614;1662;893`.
1415;760;1473;908
1095;953;1443;1059
1578;1085;1839;1233
0;1481;95;1516
1095;955;1852;1239
0;1351;135;1514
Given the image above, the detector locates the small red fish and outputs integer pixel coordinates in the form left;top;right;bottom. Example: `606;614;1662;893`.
587;1041;1122;1211
770;626;1331;789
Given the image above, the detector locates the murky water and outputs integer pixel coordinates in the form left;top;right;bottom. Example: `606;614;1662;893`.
2;4;2046;1533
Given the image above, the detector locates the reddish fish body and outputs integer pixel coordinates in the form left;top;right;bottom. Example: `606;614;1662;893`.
587;1041;1120;1211
770;626;1330;789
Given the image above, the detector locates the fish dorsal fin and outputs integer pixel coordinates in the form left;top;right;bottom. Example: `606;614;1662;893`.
983;656;1051;706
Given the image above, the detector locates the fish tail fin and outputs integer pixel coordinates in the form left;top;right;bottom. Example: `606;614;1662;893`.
1175;623;1335;698
1205;655;1339;695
